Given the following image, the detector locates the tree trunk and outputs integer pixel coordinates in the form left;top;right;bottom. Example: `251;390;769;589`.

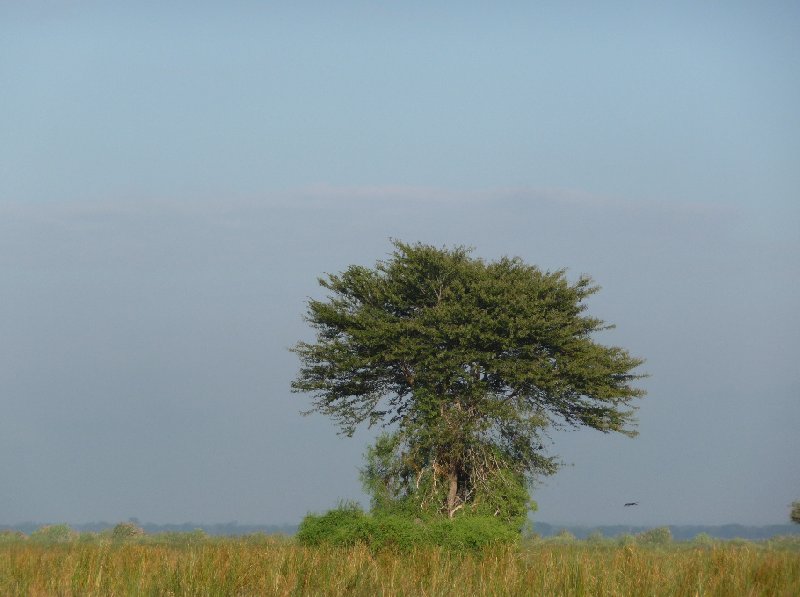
447;467;458;518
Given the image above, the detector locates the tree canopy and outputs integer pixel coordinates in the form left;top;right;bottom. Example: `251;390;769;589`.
292;241;646;521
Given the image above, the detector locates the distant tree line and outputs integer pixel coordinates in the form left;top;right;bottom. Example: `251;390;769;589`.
532;522;800;541
2;521;799;541
0;521;298;537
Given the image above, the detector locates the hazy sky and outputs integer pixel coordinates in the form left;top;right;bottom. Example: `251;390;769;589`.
2;2;798;527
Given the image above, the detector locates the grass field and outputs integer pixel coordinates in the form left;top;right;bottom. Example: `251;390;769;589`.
2;532;799;596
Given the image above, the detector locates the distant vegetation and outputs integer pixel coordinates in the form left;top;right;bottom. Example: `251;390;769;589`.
1;520;297;537
111;521;145;540
28;523;76;544
1;525;799;596
4;520;799;541
532;522;800;541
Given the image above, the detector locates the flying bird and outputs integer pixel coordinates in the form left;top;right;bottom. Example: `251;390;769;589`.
624;502;639;507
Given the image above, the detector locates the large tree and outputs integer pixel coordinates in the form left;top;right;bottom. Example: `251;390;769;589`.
292;241;646;520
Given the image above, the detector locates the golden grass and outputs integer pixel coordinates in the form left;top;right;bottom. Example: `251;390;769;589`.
1;538;799;596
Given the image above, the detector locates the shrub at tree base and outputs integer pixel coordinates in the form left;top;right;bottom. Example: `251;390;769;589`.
426;516;519;550
297;504;518;551
297;504;372;548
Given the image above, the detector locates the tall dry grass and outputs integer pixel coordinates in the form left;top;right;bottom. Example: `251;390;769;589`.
1;537;799;596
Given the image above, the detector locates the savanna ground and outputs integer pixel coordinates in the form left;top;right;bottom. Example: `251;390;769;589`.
2;528;799;596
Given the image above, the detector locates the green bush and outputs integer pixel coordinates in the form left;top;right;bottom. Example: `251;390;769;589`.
30;524;76;544
296;502;372;547
427;516;519;550
366;515;422;551
297;503;519;551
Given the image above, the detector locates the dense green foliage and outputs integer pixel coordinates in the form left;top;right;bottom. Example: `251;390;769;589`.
360;433;533;529
293;241;646;521
297;503;519;551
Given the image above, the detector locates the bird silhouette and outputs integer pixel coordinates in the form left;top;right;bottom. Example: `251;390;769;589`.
624;502;639;507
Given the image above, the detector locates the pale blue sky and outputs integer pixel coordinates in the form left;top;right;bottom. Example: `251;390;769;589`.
1;2;798;526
